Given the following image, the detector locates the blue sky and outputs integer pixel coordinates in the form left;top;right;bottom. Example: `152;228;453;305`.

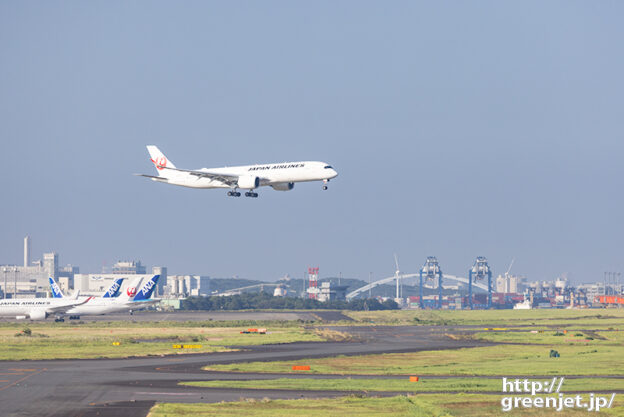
1;2;622;283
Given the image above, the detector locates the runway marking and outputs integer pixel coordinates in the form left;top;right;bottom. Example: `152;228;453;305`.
0;368;46;392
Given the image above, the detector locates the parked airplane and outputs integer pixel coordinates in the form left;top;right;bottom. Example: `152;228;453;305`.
0;294;92;320
136;146;338;197
47;275;160;319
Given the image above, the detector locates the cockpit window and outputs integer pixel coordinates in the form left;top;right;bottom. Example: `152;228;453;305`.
324;165;333;169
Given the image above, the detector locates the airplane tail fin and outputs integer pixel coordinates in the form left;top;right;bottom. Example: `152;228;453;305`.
119;277;144;301
49;277;64;298
132;275;160;302
71;289;80;300
102;278;124;298
146;146;176;176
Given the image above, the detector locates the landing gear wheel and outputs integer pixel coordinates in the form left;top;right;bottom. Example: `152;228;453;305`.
322;185;328;190
245;192;259;198
227;191;241;197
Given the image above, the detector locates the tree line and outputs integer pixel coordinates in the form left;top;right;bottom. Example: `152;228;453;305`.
180;292;399;311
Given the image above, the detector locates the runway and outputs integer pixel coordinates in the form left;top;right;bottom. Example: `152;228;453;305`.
0;325;493;417
0;310;347;323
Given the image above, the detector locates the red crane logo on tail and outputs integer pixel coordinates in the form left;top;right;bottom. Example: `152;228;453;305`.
150;157;167;170
127;287;137;297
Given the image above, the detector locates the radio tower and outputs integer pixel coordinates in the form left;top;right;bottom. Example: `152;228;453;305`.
307;267;319;299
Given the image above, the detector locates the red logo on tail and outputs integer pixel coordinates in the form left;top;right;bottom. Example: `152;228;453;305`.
127;287;137;297
150;157;167;170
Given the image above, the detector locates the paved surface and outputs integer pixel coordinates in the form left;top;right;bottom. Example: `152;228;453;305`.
0;325;493;417
0;310;340;323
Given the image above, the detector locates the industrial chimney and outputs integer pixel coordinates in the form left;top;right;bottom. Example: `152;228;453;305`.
23;236;30;267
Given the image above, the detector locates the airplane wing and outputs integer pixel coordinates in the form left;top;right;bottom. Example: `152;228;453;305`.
134;173;166;180
159;166;241;187
46;297;93;314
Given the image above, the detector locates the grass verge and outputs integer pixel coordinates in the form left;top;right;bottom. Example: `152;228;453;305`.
0;322;322;360
344;309;624;329
148;394;624;416
181;377;624;393
204;342;624;375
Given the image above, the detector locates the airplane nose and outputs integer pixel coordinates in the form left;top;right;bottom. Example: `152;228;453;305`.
330;169;338;179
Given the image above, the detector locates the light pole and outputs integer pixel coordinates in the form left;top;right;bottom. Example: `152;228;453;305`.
14;266;18;298
3;267;7;299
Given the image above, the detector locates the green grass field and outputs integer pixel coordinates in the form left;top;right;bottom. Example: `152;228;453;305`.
149;394;624;417
204;340;624;376
473;328;624;344
345;309;624;329
181;377;624;393
0;321;322;360
184;309;624;416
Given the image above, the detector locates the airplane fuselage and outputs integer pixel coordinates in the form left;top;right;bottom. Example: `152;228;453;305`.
62;298;137;315
0;298;84;320
157;161;337;189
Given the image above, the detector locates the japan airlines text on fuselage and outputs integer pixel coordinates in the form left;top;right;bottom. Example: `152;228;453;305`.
136;146;338;197
0;297;91;320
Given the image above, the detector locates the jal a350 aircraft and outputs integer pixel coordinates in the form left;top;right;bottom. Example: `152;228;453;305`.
136;146;338;197
0;294;91;320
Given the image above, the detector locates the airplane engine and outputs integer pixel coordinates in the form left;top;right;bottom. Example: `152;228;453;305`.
29;310;47;320
271;182;295;191
237;175;260;190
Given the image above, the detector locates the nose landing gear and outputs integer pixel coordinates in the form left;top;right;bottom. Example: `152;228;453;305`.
322;179;329;190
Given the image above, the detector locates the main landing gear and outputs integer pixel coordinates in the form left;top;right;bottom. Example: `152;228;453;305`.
227;190;258;197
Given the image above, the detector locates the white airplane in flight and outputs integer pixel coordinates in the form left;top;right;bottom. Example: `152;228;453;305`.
136;146;338;197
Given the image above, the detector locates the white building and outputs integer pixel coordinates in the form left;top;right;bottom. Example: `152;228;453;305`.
111;261;146;275
317;281;348;302
74;266;166;297
1;238;77;297
166;275;210;297
576;283;606;304
495;274;525;293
